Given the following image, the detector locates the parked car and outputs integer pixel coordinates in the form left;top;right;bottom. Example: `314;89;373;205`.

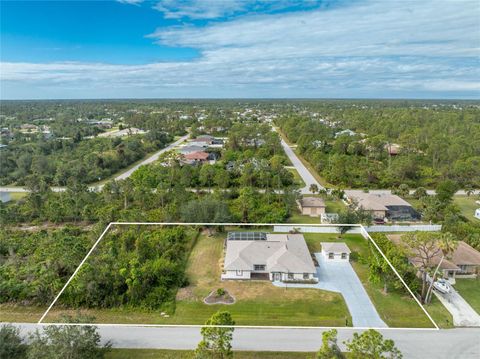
433;279;451;294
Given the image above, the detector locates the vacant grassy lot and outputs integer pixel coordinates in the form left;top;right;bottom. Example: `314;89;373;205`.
453;196;479;222
107;349;313;359
455;278;480;314
303;233;452;328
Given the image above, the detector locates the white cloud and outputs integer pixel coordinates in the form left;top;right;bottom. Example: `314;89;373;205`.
153;0;248;19
2;0;479;99
117;0;144;5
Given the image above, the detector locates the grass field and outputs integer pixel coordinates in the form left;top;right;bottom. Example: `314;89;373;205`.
106;349;313;359
287;167;306;187
454;278;480;314
303;233;453;328
42;230;350;326
453;196;479;222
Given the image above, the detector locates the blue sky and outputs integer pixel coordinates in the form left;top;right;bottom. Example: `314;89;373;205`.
1;0;479;99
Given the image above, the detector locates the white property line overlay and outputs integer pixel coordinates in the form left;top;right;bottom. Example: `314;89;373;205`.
38;222;439;330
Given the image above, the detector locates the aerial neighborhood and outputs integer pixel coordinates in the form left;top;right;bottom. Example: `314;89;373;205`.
1;99;479;358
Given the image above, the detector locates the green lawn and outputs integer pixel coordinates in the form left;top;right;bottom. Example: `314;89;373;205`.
287;167;306;187
107;349;313;359
454;278;480;314
303;233;452;328
43;231;350;326
453;196;479;222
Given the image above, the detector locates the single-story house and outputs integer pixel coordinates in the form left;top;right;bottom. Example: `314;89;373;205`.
222;232;318;283
321;242;351;261
388;235;480;283
178;145;207;155
475;208;480;220
183;151;209;164
344;190;420;221
297;196;326;217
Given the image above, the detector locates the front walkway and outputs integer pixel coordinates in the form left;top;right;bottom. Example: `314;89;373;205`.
274;253;387;328
434;289;480;327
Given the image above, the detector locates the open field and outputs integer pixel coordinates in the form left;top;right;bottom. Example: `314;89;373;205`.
303;233;453;328
43;230;350;326
107;349;313;359
453;195;479;222
454;278;480;314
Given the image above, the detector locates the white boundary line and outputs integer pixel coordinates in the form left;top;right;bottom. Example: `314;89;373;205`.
38;222;439;330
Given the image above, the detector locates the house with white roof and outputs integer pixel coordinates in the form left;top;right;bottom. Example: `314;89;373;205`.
221;232;318;282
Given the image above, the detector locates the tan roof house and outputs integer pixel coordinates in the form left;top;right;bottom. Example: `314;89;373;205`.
222;232;317;282
388;235;480;283
345;190;420;221
298;196;326;217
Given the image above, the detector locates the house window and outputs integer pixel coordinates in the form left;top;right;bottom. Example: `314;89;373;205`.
328;252;334;259
341;253;347;259
303;273;309;279
236;270;243;276
288;273;294;280
253;264;266;271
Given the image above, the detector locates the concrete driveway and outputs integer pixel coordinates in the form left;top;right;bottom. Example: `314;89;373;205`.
274;253;387;328
434;289;480;327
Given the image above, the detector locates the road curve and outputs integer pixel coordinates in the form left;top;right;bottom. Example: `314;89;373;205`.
9;324;480;358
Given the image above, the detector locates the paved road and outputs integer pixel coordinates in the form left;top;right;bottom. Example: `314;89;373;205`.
9;323;480;358
272;127;324;194
113;134;188;182
0;135;188;193
434;289;480;327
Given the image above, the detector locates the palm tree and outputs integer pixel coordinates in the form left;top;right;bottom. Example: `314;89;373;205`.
425;232;458;304
309;183;319;194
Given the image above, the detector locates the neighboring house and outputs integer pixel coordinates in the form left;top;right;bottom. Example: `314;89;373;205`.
178;145;207;155
386;143;401;156
334;129;356;138
321;242;351;261
183;151;209;164
389;235;480;284
345;190;420;221
297;196;326;217
475;208;480;220
222;232;318;283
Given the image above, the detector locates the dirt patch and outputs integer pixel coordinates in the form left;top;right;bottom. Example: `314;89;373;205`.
204;289;235;305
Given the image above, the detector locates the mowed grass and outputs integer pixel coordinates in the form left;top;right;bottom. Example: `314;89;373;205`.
455;278;480;314
303;233;452;328
453;195;479;222
106;349;313;359
173;232;350;326
44;230;350;326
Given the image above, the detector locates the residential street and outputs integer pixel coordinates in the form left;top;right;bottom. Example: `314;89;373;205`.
273;127;324;194
10;324;480;358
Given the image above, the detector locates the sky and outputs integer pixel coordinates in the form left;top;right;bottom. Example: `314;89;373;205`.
0;0;479;99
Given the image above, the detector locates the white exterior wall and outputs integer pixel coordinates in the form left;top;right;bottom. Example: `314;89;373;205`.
221;270;251;280
321;249;350;262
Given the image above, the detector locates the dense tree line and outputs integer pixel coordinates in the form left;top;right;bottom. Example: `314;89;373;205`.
276;104;480;189
0;227;93;304
61;227;193;310
0;132;172;186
